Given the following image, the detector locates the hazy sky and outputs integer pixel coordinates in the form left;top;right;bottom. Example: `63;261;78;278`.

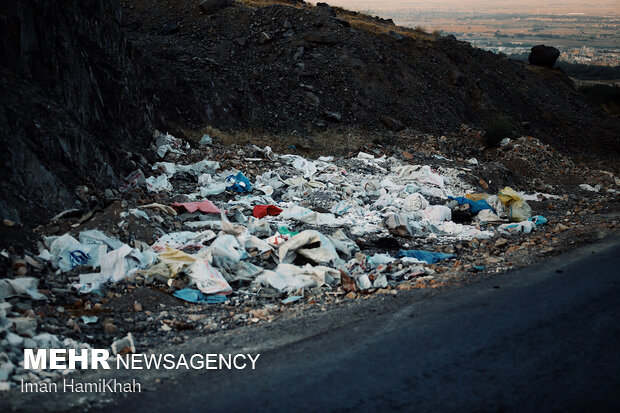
323;1;620;15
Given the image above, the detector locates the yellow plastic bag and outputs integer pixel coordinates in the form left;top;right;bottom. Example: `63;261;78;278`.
498;187;532;222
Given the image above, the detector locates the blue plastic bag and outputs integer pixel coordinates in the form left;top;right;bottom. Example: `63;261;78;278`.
173;288;229;304
225;172;253;193
396;249;455;264
528;215;547;226
448;196;495;214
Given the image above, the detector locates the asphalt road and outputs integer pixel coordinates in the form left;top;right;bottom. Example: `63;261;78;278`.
112;238;620;412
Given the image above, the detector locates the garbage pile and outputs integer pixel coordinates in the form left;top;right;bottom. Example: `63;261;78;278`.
1;129;618;389
41;132;553;299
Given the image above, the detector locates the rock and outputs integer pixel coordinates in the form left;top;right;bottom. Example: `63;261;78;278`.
528;45;560;68
303;31;339;45
495;238;509;247
259;32;271;44
388;30;404;41
162;22;179;35
133;301;143;312
2;219;15;227
305;91;320;106
9;317;37;336
103;321;118;335
554;223;569;233
451;70;465;86
345;291;356;299
316;2;336;16
197;0;234;15
293;46;304;60
6;332;24;347
380;116;405;131
331;18;350;28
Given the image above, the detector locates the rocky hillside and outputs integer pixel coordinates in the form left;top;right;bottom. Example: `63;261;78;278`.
0;0;618;246
119;0;618;150
0;0;156;237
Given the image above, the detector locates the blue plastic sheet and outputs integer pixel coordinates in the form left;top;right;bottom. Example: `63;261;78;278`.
448;196;495;214
282;295;303;304
173;288;229;304
225;172;253;193
396;249;455;264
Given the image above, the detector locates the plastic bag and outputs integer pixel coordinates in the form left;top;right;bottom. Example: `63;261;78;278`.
402;193;429;212
173;289;229;304
422;205;452;222
448;196;494;214
226;172;253;193
210;235;247;262
278;230;339;264
172;200;220;214
498;221;537;235
254;264;337;293
146;174;172;192
0;278;47;300
328;229;360;257
498;187;532;222
189;260;232;295
253;205;283;218
396;249;455;264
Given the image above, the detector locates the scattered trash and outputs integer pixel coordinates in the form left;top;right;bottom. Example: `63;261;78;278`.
172;200;221;214
528;215;548;226
396;250;455;264
253;205;283;218
199;134;212;146
226;171;253;193
498;221;537;235
111;333;136;355
449;196;495;214
498;187;532;222
173;289;230;304
579;184;601;193
0;278;47;301
3;130;587;389
282;295;304;304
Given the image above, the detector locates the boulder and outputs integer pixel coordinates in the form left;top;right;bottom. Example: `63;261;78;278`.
529;45;560;68
316;2;336;17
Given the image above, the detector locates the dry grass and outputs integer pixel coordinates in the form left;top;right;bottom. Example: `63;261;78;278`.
180;125;390;157
237;0;309;10
237;0;433;42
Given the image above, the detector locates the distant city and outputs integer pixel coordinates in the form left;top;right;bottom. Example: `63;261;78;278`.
327;1;620;67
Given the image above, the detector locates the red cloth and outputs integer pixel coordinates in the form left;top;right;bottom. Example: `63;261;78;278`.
253;205;283;218
172;200;220;214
